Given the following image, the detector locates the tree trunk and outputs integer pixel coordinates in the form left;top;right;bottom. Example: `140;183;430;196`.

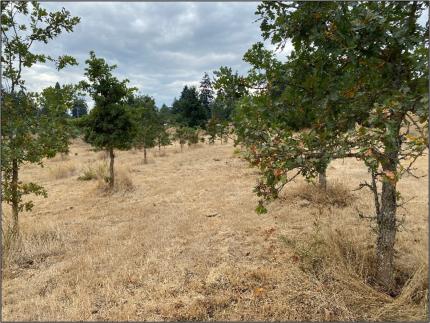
143;147;147;164
11;158;19;237
109;148;115;189
374;118;402;294
376;170;397;294
318;168;327;190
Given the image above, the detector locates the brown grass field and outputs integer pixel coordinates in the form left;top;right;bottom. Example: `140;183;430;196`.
1;138;428;321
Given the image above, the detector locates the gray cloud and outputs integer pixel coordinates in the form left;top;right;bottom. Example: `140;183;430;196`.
21;2;284;107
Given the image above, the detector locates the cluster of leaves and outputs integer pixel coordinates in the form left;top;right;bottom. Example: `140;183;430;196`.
1;1;80;92
242;1;429;211
1;1;81;234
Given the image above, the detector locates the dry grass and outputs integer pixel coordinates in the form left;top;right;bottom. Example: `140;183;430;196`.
284;180;355;208
2;211;66;277
50;152;70;162
48;162;77;180
1;139;428;321
97;150;109;160
96;167;135;194
78;163;109;181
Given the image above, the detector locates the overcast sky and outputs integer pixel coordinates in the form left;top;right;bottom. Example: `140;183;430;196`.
22;2;287;107
20;2;427;108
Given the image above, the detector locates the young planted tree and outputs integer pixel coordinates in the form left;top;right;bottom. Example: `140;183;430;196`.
1;1;80;236
155;124;171;153
79;51;136;189
174;126;188;152
237;1;429;292
206;117;218;144
216;121;230;144
185;127;200;147
129;95;159;164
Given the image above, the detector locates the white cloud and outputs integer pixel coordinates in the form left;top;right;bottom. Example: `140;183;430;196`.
16;2;263;106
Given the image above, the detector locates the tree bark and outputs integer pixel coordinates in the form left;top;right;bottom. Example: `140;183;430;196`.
143;147;147;164
11;158;19;237
376;167;397;293
109;148;115;189
374;117;402;294
318;167;327;191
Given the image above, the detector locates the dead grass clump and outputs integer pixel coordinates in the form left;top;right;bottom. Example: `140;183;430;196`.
287;180;355;208
96;167;134;194
371;265;428;321
2;221;65;274
78;163;109;181
2;215;20;268
282;219;429;321
48;162;77;180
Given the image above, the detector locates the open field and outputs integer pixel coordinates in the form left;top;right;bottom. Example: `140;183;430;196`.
2;139;428;321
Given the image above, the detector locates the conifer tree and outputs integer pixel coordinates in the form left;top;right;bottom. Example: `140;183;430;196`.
199;72;214;118
171;86;207;128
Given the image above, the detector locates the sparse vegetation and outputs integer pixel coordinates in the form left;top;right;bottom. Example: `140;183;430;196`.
1;1;428;321
49;162;77;180
96;167;134;194
1;140;427;321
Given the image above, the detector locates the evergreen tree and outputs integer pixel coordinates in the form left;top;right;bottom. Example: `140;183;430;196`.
171;85;207;128
71;98;88;118
199;72;214;118
159;103;174;125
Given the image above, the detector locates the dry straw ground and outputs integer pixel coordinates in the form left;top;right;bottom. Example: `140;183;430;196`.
1;138;428;321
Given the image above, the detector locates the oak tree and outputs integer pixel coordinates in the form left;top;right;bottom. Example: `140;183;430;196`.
1;1;80;236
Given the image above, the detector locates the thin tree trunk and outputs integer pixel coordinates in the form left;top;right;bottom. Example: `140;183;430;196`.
318;168;327;191
11;159;19;237
109;148;114;189
376;168;397;294
143;147;147;164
